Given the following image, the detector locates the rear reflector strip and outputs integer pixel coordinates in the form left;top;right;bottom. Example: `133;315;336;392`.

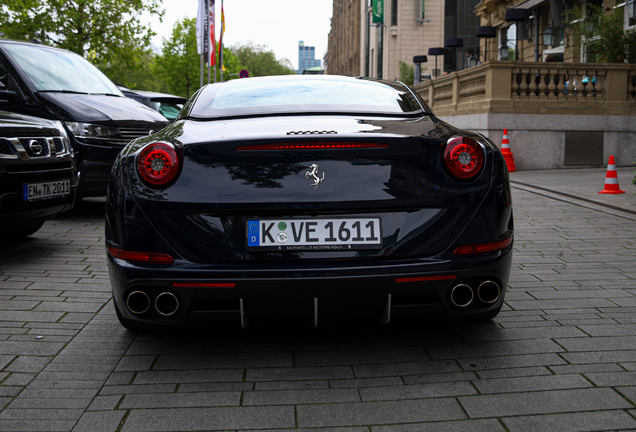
453;237;513;255
395;275;457;283
107;246;174;264
171;282;236;288
237;142;388;151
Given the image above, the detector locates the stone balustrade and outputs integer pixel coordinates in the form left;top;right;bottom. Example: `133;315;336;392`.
412;61;636;170
414;61;636;117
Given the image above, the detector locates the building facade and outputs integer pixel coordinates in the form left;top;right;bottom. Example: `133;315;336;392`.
326;0;636;170
413;0;636;170
363;0;448;80
327;0;485;81
476;0;635;64
297;41;321;74
325;0;362;76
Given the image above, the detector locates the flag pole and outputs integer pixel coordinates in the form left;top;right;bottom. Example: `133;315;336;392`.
206;0;210;84
220;0;224;82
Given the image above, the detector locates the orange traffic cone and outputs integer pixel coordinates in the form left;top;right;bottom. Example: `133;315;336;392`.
501;129;516;172
598;155;625;194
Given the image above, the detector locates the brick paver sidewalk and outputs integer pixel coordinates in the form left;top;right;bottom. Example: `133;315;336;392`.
0;189;635;432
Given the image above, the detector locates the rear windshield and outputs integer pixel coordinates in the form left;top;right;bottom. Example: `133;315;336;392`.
3;43;123;96
188;76;426;119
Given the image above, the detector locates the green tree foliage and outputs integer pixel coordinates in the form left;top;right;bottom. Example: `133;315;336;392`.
154;18;243;97
570;4;636;63
398;61;414;86
231;42;295;77
215;46;242;82
154;17;200;98
99;51;169;94
0;0;164;70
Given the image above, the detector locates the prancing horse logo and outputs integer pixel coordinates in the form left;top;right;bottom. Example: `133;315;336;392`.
305;163;325;189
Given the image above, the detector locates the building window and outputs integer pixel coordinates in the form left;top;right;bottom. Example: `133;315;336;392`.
500;25;517;60
628;0;636;26
553;28;565;48
391;0;398;25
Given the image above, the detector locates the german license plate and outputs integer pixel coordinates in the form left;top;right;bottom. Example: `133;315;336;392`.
23;180;70;201
247;218;382;251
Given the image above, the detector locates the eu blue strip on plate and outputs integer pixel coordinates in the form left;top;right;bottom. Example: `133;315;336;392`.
247;220;260;246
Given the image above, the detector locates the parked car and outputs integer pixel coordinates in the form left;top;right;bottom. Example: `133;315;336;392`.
0;39;169;198
106;75;513;330
0;111;77;239
118;86;187;122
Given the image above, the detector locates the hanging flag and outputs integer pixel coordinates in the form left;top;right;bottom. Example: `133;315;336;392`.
219;0;225;71
196;0;206;55
209;0;216;66
372;0;384;24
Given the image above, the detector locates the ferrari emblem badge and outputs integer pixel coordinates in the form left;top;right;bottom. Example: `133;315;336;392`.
305;163;325;189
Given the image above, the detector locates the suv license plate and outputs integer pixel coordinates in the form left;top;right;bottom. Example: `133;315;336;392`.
23;180;71;201
247;218;382;251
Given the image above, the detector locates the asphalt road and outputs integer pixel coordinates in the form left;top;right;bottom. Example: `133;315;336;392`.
0;179;635;432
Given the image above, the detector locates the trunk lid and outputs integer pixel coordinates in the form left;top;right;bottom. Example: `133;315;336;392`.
128;115;493;262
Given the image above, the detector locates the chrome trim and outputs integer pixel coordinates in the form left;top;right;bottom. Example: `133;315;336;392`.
0;135;72;160
155;292;179;316
450;284;474;308
127;291;150;314
477;280;501;304
240;298;249;329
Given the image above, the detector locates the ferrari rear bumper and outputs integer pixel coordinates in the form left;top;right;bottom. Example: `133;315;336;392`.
108;244;513;328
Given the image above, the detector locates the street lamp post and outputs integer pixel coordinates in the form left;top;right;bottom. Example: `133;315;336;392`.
413;55;427;84
504;8;530;61
542;25;555;47
428;47;444;78
476;26;496;62
445;37;464;71
499;42;509;60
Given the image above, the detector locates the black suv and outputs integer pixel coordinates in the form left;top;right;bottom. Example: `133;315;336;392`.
118;86;187;123
0;111;77;239
0;39;169;198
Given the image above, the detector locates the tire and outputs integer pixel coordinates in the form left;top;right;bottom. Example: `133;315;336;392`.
1;221;45;241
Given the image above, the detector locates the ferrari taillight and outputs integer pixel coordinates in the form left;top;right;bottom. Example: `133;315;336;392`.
107;246;174;263
443;137;484;180
137;142;180;187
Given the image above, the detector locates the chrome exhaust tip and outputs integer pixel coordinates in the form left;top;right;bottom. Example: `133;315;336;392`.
450;284;474;308
478;280;501;304
155;292;179;316
127;291;150;314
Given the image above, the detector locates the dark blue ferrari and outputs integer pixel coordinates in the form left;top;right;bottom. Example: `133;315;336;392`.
106;75;513;330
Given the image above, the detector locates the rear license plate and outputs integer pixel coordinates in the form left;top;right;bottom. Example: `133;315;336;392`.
247;218;382;251
23;180;70;201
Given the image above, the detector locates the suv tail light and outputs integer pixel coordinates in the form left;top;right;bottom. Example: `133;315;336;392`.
443;137;484;180
137;142;180;187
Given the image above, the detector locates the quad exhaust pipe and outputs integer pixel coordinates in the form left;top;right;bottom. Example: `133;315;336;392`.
478;280;501;304
450;284;474;308
127;291;150;314
126;291;179;316
450;280;501;308
155;292;179;316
